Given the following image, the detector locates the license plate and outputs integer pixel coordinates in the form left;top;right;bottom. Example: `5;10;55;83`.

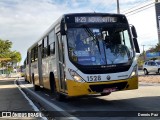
103;87;117;93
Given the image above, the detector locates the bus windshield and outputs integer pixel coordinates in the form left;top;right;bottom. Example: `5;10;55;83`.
67;25;133;66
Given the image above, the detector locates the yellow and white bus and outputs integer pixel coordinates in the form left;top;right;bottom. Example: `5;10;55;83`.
25;13;140;101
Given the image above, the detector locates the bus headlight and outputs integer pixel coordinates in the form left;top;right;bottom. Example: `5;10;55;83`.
129;65;138;78
68;69;85;82
73;76;81;81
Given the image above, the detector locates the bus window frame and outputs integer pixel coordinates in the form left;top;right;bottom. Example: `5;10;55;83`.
48;30;56;56
31;48;34;62
42;36;49;58
34;45;38;61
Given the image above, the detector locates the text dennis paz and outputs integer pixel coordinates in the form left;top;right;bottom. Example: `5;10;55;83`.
138;112;159;117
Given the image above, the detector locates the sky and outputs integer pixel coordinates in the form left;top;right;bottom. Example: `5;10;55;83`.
0;0;158;64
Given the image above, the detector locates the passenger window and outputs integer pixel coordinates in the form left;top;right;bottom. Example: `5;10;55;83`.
49;30;55;55
43;36;48;58
50;42;55;55
148;62;151;66
151;62;156;66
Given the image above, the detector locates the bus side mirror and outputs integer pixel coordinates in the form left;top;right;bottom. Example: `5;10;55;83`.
130;25;140;53
131;25;137;38
133;38;140;53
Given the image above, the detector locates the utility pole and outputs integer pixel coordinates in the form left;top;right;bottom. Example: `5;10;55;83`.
117;0;120;13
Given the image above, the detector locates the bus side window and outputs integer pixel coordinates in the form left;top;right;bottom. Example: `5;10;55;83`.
27;52;29;64
49;42;55;55
43;36;48;58
48;30;55;55
31;49;34;62
35;45;38;61
31;45;38;62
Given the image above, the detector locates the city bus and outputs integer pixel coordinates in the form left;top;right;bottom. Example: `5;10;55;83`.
25;13;140;101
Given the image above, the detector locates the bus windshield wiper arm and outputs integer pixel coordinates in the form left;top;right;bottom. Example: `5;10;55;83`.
83;26;101;55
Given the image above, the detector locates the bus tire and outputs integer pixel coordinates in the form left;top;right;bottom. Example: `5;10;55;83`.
32;74;40;91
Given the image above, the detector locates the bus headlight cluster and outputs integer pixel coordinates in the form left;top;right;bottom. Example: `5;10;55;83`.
129;65;138;78
68;69;85;82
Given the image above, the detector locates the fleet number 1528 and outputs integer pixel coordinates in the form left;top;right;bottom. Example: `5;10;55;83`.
87;76;101;82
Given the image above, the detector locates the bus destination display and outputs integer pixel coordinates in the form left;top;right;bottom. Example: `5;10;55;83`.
75;16;117;23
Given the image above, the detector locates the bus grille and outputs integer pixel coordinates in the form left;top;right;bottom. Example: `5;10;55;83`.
89;82;128;92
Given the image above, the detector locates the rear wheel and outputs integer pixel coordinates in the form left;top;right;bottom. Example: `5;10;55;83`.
158;69;160;74
144;69;148;75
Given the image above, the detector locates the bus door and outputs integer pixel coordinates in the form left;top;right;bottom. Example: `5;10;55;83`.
38;45;43;87
56;32;67;92
28;51;32;83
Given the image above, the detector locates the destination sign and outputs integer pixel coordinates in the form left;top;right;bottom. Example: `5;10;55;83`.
75;16;117;23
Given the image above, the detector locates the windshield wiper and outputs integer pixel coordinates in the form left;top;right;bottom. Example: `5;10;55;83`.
83;26;101;55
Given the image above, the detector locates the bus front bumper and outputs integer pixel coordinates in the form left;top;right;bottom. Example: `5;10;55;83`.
66;76;138;97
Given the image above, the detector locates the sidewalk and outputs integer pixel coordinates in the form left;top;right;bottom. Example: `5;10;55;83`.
0;78;38;119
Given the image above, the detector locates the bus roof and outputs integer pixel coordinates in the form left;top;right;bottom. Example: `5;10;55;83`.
63;13;125;17
27;13;127;52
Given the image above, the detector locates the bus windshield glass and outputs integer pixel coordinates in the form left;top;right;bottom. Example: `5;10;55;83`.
67;25;133;66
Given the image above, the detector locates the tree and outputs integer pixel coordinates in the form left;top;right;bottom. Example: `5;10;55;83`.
0;39;12;58
10;51;22;63
148;43;160;53
0;39;22;73
154;44;160;52
0;39;22;62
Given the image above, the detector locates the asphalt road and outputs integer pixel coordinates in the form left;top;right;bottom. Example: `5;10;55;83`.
17;79;160;120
